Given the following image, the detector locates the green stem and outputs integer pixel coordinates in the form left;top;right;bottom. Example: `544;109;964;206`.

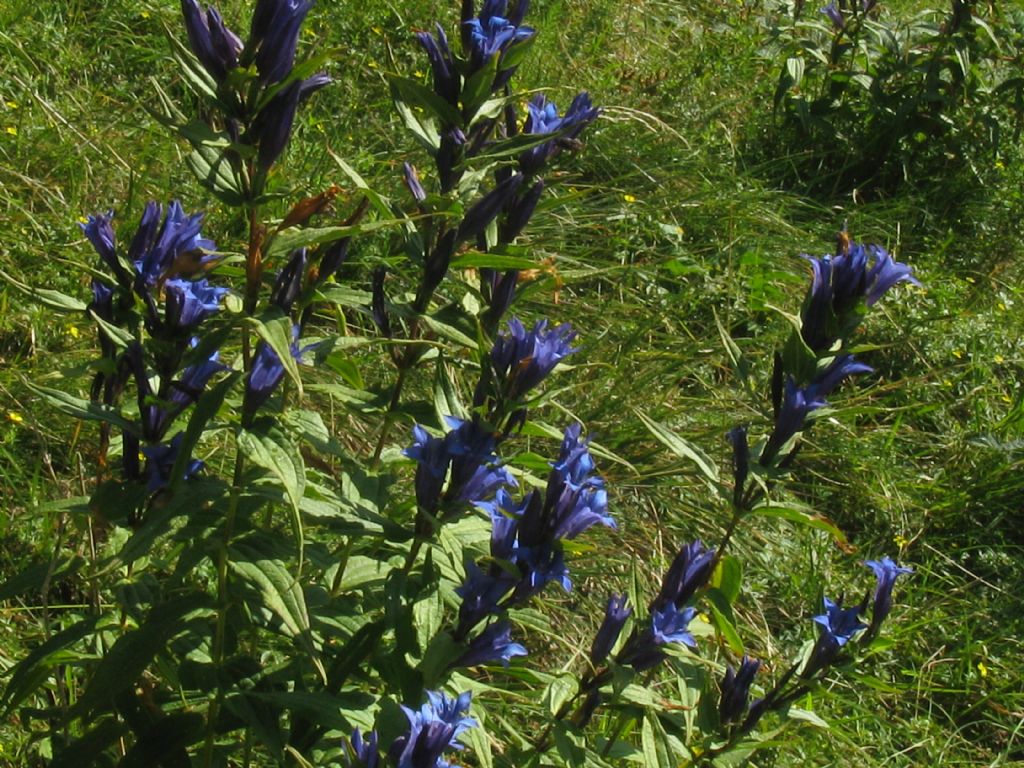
201;450;246;768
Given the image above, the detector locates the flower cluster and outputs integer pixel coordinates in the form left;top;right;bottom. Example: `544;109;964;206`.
800;235;919;353
455;423;613;638
180;0;329;173
614;540;715;672
403;416;516;517
82;202;228;491
346;690;477;768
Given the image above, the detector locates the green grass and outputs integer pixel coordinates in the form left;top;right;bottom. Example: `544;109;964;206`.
1;0;1023;764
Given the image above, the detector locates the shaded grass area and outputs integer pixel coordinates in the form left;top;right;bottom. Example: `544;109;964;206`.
1;0;1022;764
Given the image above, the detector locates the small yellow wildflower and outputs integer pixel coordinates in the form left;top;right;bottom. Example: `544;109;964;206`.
952;349;963;359
368;60;379;69
893;534;908;548
998;302;1007;312
7;412;24;424
141;10;150;18
977;661;988;678
78;216;89;225
67;325;80;339
4;126;16;136
965;276;975;284
1001;394;1012;403
994;160;1005;170
5;101;17;109
622;193;636;203
994;354;1005;364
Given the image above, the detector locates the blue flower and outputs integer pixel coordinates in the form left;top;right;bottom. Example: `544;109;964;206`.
181;0;242;82
344;728;379;768
142;432;204;492
415;25;459;106
821;2;844;29
455;621;527;668
519;93;600;175
463;0;535;85
164;277;228;329
590;593;631;664
865;556;913;632
800;236;919;351
540;423;614;540
811;353;873;397
651;539;716;612
169;347;226;410
719;656;761;725
618;604;697;671
249;0;313;85
486;317;577;403
131;201;216;289
804;596;866;677
391;690;477;768
80;210;119;275
761;377;828;464
244;325;300;414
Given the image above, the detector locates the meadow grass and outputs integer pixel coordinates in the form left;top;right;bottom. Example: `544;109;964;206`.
1;0;1022;764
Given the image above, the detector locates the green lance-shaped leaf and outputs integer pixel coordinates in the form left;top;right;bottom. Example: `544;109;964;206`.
642;711;678;768
228;536;312;642
2;616;98;716
247;311;304;399
49;719;127;768
635;409;720;484
27;383;137;433
0;268;88;312
237;422;306;562
74;595;210;716
751;501;851;551
169;371;241;494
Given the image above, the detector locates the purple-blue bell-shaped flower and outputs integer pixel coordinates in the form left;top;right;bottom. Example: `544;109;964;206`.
811;353;873;397
719;656;761;725
463;3;536;79
249;0;313;84
803;596;866;677
455;620;527;668
540;423;614;541
519;93;600;175
390;690;477;768
590;593;631;664
864;556;913;633
80;210;120;275
486;317;577;402
821;2;844;28
403;162;428;204
169;347;227;410
618;604;697;672
244;324;300;414
651;539;717;612
181;0;243;82
142;432;205;492
132;201;216;289
761;377;828;464
164;277;228;330
404;425;451;513
344;728;379;768
864;244;921;306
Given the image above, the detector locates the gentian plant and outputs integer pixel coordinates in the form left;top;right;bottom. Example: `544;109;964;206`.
1;1;918;766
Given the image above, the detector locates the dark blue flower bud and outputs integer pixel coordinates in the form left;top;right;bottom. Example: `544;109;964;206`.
727;425;749;503
271;248;307;312
254;80;302;170
457;174;524;244
415;25;459;106
181;0;226;80
591;593;631;664
821;1;844;28
500;179;544;242
250;0;313;84
719;656;761;725
480;268;518;324
371;266;392;339
80;210;118;274
651;539;716;612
